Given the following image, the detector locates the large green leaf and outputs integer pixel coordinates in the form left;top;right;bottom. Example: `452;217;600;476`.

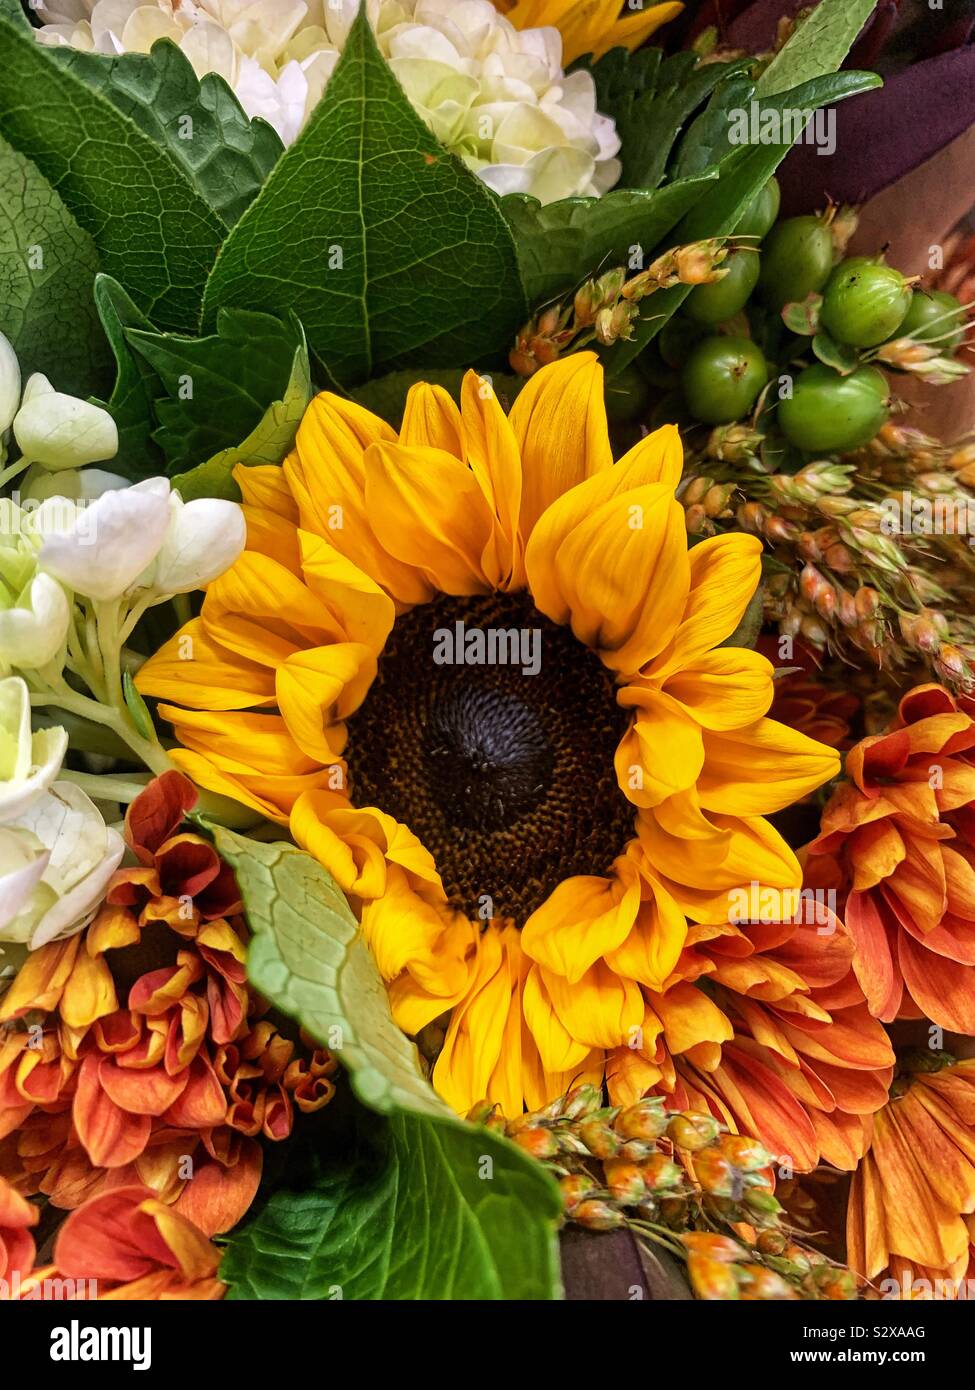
603;70;883;377
45;38;284;229
756;0;878;97
126;308;306;472
0;0;223;332
170;326;312;501
574;46;753;191
0;134;110;397
201;6;527;386
90;275;166;479
502;174;716;309
212;827;563;1301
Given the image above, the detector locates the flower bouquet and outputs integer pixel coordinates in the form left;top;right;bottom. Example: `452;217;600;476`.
1;0;974;1319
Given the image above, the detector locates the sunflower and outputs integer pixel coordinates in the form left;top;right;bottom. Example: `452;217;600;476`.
847;1053;975;1296
137;355;838;1116
499;0;684;65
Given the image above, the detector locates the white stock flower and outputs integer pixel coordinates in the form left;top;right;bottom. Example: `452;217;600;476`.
35;476;246;602
0;782;125;949
148;491;247;595
0;676;68;823
34;0;620;201
37;476;172;601
13;373;119;470
0;331;21;436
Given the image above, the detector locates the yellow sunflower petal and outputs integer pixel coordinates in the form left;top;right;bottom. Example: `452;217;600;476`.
542;959;645;1053
697;718;841;815
509;352;612;539
657;647;775;731
604;871;688;990
614;687;704;807
646;532;763;679
524;434;683;627
204;552;341;667
530;484;689;670
157;706;323;776
136;619;276;711
276;642;376;762
650;981;734;1058
399;382;466;456
233;462;300;522
364;441;494;595
297;529;395;654
287;391;430;605
522;963;595;1072
460;370;525;589
521;860;642;984
362;867;469;997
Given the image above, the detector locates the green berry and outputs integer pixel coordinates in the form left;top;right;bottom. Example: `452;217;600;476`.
682;335;769;424
898;289;966;352
819;257;913;347
685;249;761;326
758;215;834;310
777;363;889;452
735;177;781;242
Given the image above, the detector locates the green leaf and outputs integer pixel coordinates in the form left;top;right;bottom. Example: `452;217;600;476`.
122;671;155;741
170;326;312;501
90;275;166;480
221;1105;562;1301
201;6;527;386
0;0;223;332
0;134;111;398
501;175;716;309
211;827;563;1300
574;47;752;190
48;38;284;229
603;71;883;377
126;309;306;472
782;293;822;336
756;0;879;98
812;331;859;374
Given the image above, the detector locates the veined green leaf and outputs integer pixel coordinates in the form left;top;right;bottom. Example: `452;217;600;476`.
201;6;527;386
42;38;284;229
574;46;753;190
126;308;306;472
0;0;223;332
171;326;312;501
212;827;563;1301
90;274;165;479
756;0;878;98
0;134;110;397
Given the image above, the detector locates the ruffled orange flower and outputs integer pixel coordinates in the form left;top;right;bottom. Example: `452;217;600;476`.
605;886;894;1171
0;1175;37;1292
17;1187;223;1301
808;684;975;1033
0;774;335;1238
136;355;838;1115
499;0;684;64
848;1054;975;1295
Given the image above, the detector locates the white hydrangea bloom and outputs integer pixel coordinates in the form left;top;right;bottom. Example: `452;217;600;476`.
34;0;620;201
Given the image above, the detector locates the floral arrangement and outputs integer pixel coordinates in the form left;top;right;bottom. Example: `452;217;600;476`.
1;0;975;1310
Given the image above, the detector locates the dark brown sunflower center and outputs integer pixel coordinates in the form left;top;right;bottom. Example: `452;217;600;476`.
345;591;634;922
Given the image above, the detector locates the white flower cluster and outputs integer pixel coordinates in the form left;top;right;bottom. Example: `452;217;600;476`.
34;0;621;202
0;332;246;676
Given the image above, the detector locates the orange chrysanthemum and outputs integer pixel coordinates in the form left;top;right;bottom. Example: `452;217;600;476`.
808;684;975;1033
0;774;335;1238
136;355;838;1116
605;887;894;1171
848;1054;975;1296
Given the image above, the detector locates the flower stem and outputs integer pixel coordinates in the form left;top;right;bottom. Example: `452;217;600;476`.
59;769;153;804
